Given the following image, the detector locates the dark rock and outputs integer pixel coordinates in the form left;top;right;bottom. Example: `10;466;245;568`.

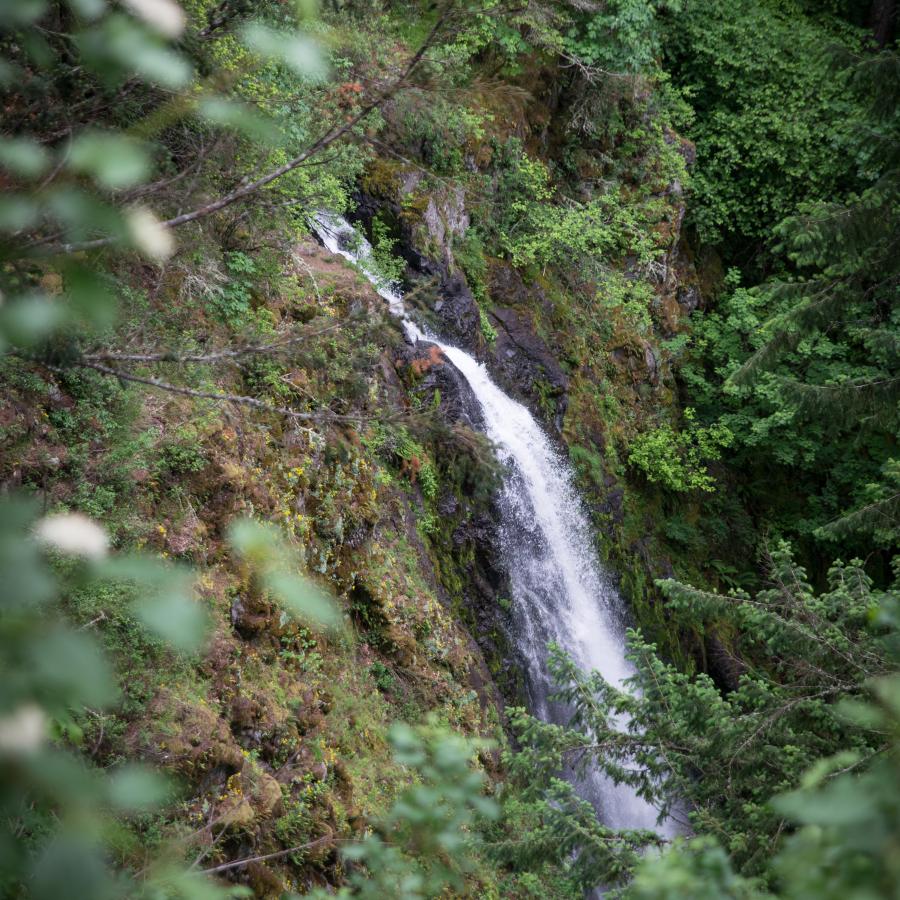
485;264;569;427
601;487;625;526
706;633;747;694
490;306;567;395
434;271;480;347
677;283;701;314
397;341;485;430
438;491;459;517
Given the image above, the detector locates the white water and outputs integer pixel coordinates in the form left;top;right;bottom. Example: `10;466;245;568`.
313;212;671;834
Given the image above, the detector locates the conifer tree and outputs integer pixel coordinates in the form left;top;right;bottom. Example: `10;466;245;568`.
729;49;899;542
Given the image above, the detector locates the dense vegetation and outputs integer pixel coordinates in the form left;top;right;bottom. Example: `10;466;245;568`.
0;0;897;897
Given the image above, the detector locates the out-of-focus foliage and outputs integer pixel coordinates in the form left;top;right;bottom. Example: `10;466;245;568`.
0;498;241;899
0;0;357;358
308;721;498;900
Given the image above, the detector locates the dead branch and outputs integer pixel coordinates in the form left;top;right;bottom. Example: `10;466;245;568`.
199;834;332;875
82;321;345;365
53;359;371;424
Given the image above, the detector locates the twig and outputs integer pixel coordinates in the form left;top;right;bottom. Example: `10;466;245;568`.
54;360;370;423
200;835;331;875
82;322;344;365
79;612;107;630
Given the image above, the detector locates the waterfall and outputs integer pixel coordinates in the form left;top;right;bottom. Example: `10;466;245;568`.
312;212;672;834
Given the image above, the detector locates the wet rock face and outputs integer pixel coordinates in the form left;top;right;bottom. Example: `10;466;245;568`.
433;271;481;348
490;306;567;396
485;264;569;429
353;184;483;348
394;337;520;702
396;341;485;430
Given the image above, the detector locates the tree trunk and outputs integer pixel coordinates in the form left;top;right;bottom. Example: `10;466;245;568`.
870;0;896;48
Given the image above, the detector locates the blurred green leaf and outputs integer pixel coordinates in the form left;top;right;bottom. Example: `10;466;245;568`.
0;0;47;26
151;865;254;898
26;626;119;711
107;764;169;811
0;194;40;232
774;776;876;827
96;555;209;651
197;96;282;144
63;264;119;330
132;588;209;652
227;517;273;562
265;570;340;628
19;28;54;68
31;837;119;900
0;293;68;348
69;131;151;190
46;186;128;243
228;518;340;630
67;0;107;18
240;22;327;81
77;14;192;88
0;501;56;611
0;137;51;179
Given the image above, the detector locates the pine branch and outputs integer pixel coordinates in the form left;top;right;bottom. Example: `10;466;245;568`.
778;375;900;428
816;492;900;541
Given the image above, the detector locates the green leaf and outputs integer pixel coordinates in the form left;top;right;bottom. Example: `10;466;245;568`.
197;96;282;144
0;137;51;179
77;14;192;88
69;131;151;190
774;777;875;827
27;627;119;711
67;0;107;18
0;195;40;232
265;570;339;628
46;186;129;243
132;588;209;652
97;555;209;652
226;518;274;563
0;0;47;26
240;22;327;81
63;264;119;331
107;765;169;811
228;518;340;630
30;837;117;900
0;293;68;348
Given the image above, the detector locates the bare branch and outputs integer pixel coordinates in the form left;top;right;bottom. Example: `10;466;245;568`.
53;359;370;423
200;834;332;875
82;321;344;365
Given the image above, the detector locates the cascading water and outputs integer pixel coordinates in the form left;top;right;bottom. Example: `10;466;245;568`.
313;212;672;835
